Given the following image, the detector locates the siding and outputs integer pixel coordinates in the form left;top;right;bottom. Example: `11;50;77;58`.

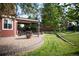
0;19;15;37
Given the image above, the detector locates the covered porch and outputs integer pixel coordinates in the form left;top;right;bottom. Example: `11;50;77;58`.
16;18;38;37
0;16;39;37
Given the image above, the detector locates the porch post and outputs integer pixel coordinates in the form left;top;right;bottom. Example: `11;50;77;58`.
37;20;40;37
14;19;17;37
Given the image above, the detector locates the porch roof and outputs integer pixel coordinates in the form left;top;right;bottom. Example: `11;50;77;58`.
16;17;38;23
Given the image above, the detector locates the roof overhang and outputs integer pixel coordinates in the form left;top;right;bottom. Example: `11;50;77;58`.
1;15;15;19
16;17;38;23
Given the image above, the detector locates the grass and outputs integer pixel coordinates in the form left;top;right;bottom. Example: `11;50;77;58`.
17;33;79;56
60;32;79;47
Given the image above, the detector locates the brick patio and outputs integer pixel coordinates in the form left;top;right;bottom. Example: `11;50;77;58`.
0;35;44;56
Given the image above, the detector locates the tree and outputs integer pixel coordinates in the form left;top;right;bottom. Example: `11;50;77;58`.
59;3;79;31
18;3;37;19
66;3;79;21
42;3;63;31
0;3;16;17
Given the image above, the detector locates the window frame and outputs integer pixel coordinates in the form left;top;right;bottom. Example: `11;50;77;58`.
2;18;13;30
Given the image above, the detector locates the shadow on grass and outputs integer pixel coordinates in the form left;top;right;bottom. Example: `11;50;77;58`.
65;51;79;56
72;51;79;56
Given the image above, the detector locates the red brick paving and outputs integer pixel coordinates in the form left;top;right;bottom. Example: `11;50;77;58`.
0;35;43;56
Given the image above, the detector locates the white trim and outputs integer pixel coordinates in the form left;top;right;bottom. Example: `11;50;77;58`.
2;18;13;30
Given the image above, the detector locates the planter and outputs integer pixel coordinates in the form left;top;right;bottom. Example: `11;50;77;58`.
26;31;32;39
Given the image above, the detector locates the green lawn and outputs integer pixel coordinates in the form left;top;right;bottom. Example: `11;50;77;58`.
59;32;79;47
17;33;79;56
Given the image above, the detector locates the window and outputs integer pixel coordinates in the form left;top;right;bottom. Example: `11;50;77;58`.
2;18;13;30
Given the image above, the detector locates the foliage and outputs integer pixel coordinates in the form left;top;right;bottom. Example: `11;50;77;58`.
42;3;63;31
0;3;16;17
18;3;40;19
64;3;79;21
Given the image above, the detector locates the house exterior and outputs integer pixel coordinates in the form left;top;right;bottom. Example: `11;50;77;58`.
0;15;38;37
